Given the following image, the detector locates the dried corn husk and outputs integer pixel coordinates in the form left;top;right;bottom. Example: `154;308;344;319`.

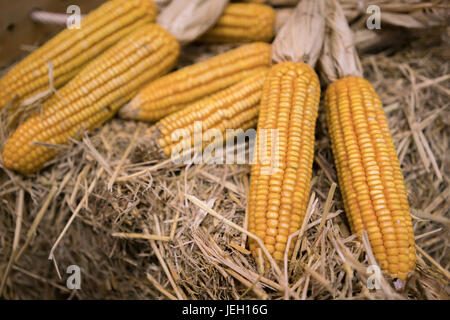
319;0;363;83
271;0;326;65
158;0;229;45
341;0;450;27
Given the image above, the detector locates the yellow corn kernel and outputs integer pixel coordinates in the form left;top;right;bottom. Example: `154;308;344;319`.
324;76;416;280
198;3;275;43
2;24;179;174
136;69;268;161
248;62;320;263
119;42;271;122
0;0;157;111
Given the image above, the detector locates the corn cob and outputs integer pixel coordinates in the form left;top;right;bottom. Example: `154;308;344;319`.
324;76;415;280
135;69;268;161
0;0;157;111
119;42;271;123
2;24;179;174
198;3;275;43
248;62;320;262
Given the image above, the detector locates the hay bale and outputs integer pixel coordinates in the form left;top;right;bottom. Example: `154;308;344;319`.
0;23;449;301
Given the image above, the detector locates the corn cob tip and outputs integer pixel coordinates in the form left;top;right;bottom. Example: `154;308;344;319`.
118;101;140;119
2;134;41;175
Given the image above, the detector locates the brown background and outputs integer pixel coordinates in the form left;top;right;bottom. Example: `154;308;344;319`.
0;0;104;67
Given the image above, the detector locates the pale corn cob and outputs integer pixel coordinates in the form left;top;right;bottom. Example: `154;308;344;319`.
0;0;157;111
119;42;271;122
248;62;320;262
324;76;415;280
135;69;268;161
2;24;179;174
198;3;276;43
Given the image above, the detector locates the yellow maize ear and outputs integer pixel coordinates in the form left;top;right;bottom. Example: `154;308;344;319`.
2;24;179;174
198;3;275;43
0;0;157;111
135;69;268;161
119;42;271;122
324;76;416;280
248;62;320;263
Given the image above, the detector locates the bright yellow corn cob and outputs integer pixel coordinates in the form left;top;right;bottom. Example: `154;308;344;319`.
0;0;157;111
136;69;268;161
2;24;179;174
324;76;416;280
119;42;271;122
248;62;320;262
198;3;275;43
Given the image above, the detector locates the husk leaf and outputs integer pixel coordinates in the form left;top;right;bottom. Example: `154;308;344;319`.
158;0;229;45
319;0;363;84
271;0;326;66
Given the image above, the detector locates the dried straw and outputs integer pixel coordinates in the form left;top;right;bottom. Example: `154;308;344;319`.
0;5;448;300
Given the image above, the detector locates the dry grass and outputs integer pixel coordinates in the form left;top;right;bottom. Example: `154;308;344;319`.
0;29;449;299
